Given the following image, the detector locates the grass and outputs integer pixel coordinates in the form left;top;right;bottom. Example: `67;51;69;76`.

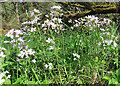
0;6;119;85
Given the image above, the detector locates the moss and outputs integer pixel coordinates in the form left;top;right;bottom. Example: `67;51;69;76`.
64;4;120;19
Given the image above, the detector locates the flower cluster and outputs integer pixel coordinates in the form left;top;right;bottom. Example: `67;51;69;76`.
68;15;112;32
0;71;11;84
0;47;6;58
4;28;36;63
18;48;36;59
46;38;55;44
98;34;118;49
21;9;41;33
45;63;53;69
32;59;36;63
42;6;64;34
4;29;29;50
73;53;80;60
22;9;41;26
46;37;55;50
5;29;23;39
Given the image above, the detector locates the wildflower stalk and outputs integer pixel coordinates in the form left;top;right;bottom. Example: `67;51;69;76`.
63;59;68;80
25;60;28;84
61;31;65;56
31;68;40;84
17;63;18;79
37;25;41;41
54;48;63;84
49;70;54;80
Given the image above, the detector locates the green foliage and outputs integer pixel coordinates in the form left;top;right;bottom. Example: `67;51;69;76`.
103;68;120;84
0;4;119;85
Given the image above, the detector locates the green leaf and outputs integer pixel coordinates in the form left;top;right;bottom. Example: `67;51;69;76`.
78;75;91;79
41;80;52;84
77;79;83;84
95;57;98;62
111;78;119;84
27;81;36;84
116;68;120;80
13;78;21;84
13;76;24;84
109;79;113;84
103;76;111;81
4;79;11;84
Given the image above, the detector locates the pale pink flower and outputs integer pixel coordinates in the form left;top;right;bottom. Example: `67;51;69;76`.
32;59;36;63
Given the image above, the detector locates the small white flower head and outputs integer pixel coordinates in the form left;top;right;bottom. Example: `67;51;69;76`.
71;27;74;30
107;40;113;45
100;28;105;31
113;41;117;49
0;73;5;80
10;39;16;44
27;49;36;55
100;36;104;40
0;47;6;51
75;23;79;27
18;51;25;58
49;66;52;69
34;9;40;14
38;23;40;25
76;54;80;58
49;63;53;69
6;75;11;79
73;58;77;60
16;58;21;61
45;64;49;69
43;28;47;31
44;19;50;25
105;32;110;35
49;46;54;50
46;38;55;44
14;30;23;35
0;52;6;57
73;53;77;57
45;63;53;69
51;23;57;29
42;23;46;27
25;45;28;49
80;39;82;42
49;63;53;66
98;42;101;46
104;40;113;46
73;53;80;58
4;71;9;74
115;36;118;41
51;6;61;10
18;37;24;43
0;79;5;84
68;19;72;23
4;41;10;43
45;14;49;17
31;12;34;16
30;27;36;32
5;29;14;39
57;18;62;23
52;17;57;22
32;59;36;63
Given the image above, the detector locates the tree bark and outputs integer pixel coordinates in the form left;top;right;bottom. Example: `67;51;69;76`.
60;3;120;19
